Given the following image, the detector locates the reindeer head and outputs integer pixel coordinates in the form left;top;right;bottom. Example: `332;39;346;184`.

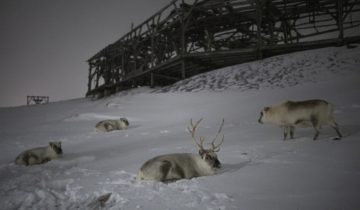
258;107;271;124
120;118;129;127
49;141;63;155
188;119;224;169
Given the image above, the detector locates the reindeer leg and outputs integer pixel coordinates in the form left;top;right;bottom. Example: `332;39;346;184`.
283;126;289;140
159;160;173;182
330;120;342;140
290;126;295;139
41;157;51;164
105;123;114;132
24;153;40;165
311;115;320;140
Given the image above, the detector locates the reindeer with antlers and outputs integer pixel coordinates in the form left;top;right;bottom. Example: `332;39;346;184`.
137;119;224;182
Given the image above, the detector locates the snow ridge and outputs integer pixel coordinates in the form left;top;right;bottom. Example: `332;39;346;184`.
156;45;360;93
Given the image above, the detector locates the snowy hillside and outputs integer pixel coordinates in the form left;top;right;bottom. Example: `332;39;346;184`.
157;45;360;92
0;45;360;210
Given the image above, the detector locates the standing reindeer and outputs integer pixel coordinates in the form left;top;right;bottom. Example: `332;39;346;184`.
258;99;342;140
137;119;224;182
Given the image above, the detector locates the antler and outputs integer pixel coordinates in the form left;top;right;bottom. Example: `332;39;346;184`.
188;118;204;150
211;119;224;152
188;118;224;152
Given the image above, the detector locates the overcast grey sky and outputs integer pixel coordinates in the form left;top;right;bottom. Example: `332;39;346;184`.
0;0;170;107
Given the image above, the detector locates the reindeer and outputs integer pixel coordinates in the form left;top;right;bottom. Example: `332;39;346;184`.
15;141;63;166
258;99;342;140
95;118;129;132
137;119;224;182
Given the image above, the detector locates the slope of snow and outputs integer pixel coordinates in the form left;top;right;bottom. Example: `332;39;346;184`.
157;46;360;92
0;45;360;210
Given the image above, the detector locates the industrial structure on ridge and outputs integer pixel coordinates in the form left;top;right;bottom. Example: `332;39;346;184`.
86;0;360;98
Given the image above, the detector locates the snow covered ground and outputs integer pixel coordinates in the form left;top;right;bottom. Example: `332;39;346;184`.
0;45;360;210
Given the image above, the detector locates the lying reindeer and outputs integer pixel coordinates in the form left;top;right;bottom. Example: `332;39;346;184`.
137;119;224;182
15;141;63;166
258;99;342;140
95;118;129;132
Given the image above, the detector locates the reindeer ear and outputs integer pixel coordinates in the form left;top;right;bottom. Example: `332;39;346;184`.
264;107;270;112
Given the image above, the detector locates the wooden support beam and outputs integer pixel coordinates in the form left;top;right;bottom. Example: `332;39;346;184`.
153;73;181;82
256;0;263;59
150;72;155;87
87;64;93;96
181;59;186;79
337;0;344;43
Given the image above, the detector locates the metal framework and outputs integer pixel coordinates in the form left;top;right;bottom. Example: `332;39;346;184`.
87;0;360;98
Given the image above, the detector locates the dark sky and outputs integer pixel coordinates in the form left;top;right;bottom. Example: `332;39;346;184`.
0;0;170;107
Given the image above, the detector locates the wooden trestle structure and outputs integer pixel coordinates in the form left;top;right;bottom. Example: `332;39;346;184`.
87;0;360;97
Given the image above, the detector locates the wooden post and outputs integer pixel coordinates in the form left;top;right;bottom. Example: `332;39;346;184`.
179;0;198;79
150;72;155;87
268;1;276;46
150;23;156;86
133;40;137;72
337;0;344;44
121;52;125;75
181;59;186;79
283;0;288;44
180;4;186;79
95;66;100;88
256;0;263;59
87;63;93;96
